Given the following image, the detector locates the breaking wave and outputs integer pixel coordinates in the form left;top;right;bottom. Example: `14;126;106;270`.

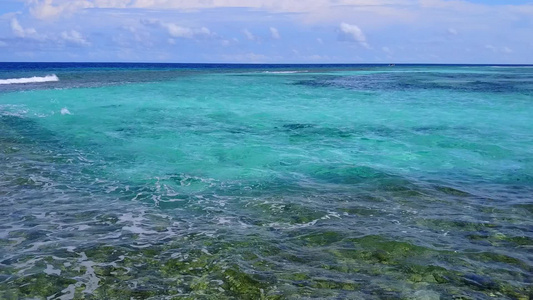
0;74;59;85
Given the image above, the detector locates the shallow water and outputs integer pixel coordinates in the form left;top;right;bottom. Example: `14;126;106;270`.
0;63;532;299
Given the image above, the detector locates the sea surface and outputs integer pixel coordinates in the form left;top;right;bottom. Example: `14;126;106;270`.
0;63;532;299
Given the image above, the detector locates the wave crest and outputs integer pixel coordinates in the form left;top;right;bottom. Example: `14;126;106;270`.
0;74;59;85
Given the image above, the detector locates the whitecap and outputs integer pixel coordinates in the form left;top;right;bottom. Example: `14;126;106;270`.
0;74;59;85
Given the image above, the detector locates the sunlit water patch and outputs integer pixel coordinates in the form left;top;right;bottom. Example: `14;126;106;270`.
0;63;532;299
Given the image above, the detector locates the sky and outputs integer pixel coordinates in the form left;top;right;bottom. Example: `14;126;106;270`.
0;0;532;63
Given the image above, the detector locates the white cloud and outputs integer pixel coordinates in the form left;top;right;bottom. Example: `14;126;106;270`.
22;0;417;24
165;24;193;38
339;22;369;48
125;0;415;13
221;39;239;46
11;18;37;38
22;0;410;27
94;0;131;7
11;17;91;46
11;18;25;36
29;0;93;20
0;12;19;21
220;52;276;62
165;23;210;38
113;25;154;48
270;27;280;39
21;0;533;41
485;45;513;54
11;0;533;64
141;19;211;39
60;30;90;46
485;45;497;52
27;0;134;20
304;54;329;61
242;29;256;41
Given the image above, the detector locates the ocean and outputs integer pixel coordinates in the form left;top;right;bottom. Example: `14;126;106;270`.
0;63;531;299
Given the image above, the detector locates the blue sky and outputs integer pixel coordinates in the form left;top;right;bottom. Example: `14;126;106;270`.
0;0;532;63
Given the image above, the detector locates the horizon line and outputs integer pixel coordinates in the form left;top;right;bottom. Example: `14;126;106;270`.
1;62;533;66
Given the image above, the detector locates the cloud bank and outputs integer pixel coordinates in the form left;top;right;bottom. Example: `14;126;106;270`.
0;0;530;63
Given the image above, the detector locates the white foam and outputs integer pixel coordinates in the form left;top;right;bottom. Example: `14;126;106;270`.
77;252;100;294
0;74;59;85
61;108;71;115
262;71;306;74
44;264;61;275
0;104;28;117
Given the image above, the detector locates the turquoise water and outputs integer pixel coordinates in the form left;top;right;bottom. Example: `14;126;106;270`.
0;63;532;299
